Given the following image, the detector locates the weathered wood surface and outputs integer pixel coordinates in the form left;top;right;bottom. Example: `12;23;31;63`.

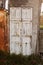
0;10;8;52
10;7;32;55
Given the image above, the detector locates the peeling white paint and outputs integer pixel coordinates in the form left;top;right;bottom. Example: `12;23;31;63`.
10;7;33;55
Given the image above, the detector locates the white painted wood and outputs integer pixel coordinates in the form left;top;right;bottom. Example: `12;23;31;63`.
10;7;21;20
10;20;22;36
22;37;32;55
22;8;32;21
22;22;32;36
10;37;21;54
10;7;33;55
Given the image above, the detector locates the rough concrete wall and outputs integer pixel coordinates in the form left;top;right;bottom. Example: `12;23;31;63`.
28;0;41;53
10;0;41;53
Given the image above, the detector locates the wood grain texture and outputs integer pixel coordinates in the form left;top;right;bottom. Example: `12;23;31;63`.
0;9;8;52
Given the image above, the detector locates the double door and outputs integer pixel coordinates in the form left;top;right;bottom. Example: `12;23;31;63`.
10;7;32;55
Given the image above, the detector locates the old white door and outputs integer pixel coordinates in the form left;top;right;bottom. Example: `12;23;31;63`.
10;7;33;55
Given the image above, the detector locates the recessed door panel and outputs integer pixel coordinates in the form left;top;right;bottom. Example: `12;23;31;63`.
22;37;32;55
10;7;21;20
22;22;32;36
10;37;21;54
22;8;32;21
